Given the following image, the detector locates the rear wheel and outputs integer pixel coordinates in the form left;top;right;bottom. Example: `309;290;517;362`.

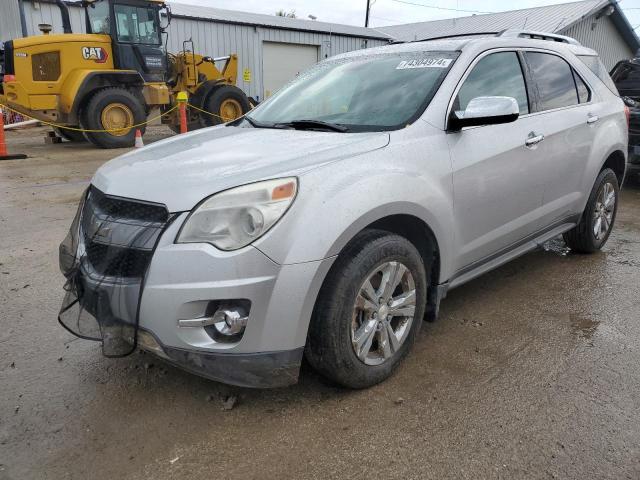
564;168;620;253
200;85;250;127
54;127;86;143
305;229;427;389
81;88;146;149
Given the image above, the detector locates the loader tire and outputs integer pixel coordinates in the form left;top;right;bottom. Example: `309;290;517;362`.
81;88;146;149
201;85;250;127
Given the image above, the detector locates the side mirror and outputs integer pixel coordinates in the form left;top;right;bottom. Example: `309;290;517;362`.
449;96;519;131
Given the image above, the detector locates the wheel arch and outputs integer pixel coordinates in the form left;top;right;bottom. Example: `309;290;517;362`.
300;212;445;346
192;79;226;109
71;71;145;122
366;214;441;294
601;149;626;186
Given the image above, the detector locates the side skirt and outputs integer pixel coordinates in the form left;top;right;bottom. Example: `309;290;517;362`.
426;217;579;321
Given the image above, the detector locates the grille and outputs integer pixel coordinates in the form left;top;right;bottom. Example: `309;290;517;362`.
85;242;154;278
90;188;169;223
31;51;61;81
81;187;169;279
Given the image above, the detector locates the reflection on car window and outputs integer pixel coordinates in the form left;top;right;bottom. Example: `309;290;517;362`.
249;52;458;131
456;52;529;115
527;52;578;111
574;71;590;103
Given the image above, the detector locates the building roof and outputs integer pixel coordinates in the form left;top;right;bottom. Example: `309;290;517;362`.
378;0;639;52
167;2;392;40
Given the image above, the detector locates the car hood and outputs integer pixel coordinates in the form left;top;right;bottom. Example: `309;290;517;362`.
92;126;390;212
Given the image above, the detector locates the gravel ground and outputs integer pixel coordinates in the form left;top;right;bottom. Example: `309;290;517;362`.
1;126;640;480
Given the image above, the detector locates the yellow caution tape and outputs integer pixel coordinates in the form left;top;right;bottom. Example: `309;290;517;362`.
186;102;232;121
0;103;178;133
0;101;241;133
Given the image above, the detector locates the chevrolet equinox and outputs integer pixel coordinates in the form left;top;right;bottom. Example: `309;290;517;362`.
59;31;628;389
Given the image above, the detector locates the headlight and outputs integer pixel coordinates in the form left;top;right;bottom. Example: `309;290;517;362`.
177;178;297;250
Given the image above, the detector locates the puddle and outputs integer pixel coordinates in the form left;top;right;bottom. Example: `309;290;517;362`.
570;315;600;340
540;237;571;256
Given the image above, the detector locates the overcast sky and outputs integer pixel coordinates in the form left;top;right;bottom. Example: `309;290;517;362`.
169;0;640;32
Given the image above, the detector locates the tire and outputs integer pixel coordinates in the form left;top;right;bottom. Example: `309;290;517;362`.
200;84;250;127
54;127;87;143
80;88;146;149
305;229;428;389
563;168;620;253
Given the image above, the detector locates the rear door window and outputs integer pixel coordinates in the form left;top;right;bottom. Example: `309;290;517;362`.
456;51;529;115
526;52;578;111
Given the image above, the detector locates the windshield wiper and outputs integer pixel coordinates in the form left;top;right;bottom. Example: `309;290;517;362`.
243;115;282;129
274;119;349;132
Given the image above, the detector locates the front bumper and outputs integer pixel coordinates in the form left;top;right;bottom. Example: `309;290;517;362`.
61;200;334;388
138;328;304;388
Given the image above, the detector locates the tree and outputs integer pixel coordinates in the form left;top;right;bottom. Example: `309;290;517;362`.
275;9;297;18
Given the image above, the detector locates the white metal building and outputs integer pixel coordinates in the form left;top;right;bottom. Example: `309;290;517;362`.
0;0;391;100
2;0;639;99
378;0;640;70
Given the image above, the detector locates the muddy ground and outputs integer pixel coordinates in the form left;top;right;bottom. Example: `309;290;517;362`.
1;126;640;480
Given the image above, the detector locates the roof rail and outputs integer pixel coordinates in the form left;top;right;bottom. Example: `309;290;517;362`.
413;32;500;43
498;29;582;46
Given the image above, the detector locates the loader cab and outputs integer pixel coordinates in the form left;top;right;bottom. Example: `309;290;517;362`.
84;0;167;81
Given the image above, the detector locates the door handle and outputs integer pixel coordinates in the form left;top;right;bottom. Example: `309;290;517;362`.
587;114;599;124
525;133;545;147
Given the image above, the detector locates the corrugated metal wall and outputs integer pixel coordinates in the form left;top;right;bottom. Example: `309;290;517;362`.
165;18;386;98
18;1;387;99
21;1;86;36
0;0;24;43
561;14;634;69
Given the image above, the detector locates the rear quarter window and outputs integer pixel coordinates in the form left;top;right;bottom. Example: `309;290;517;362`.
578;55;620;96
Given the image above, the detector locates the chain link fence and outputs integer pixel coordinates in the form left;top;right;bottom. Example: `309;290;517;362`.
2;108;26;126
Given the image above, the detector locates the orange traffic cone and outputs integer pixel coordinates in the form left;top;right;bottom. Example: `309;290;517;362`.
0;108;27;161
134;129;144;148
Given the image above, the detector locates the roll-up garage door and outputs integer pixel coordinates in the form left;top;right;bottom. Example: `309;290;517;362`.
262;42;319;99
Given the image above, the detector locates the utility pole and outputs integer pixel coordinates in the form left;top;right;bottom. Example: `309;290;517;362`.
365;0;371;27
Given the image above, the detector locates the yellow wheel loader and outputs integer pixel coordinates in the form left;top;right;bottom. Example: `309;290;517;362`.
0;0;250;148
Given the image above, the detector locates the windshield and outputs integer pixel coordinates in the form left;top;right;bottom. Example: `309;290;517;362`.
248;51;459;132
87;0;110;35
114;4;161;45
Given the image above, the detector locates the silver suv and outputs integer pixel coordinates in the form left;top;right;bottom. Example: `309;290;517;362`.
59;31;628;389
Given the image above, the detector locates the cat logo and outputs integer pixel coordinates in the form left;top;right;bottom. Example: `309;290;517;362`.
81;46;108;64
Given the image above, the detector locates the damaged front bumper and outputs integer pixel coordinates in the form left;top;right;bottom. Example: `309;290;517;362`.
137;328;303;388
59;187;330;388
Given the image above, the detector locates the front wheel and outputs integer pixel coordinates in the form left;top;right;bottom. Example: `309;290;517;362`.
305;229;428;389
564;168;620;253
81;88;147;149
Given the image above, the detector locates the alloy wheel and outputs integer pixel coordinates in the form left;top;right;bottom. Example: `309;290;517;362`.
351;261;416;366
593;181;616;241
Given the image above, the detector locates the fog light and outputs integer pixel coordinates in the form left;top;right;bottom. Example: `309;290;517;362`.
212;308;249;336
178;300;251;343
